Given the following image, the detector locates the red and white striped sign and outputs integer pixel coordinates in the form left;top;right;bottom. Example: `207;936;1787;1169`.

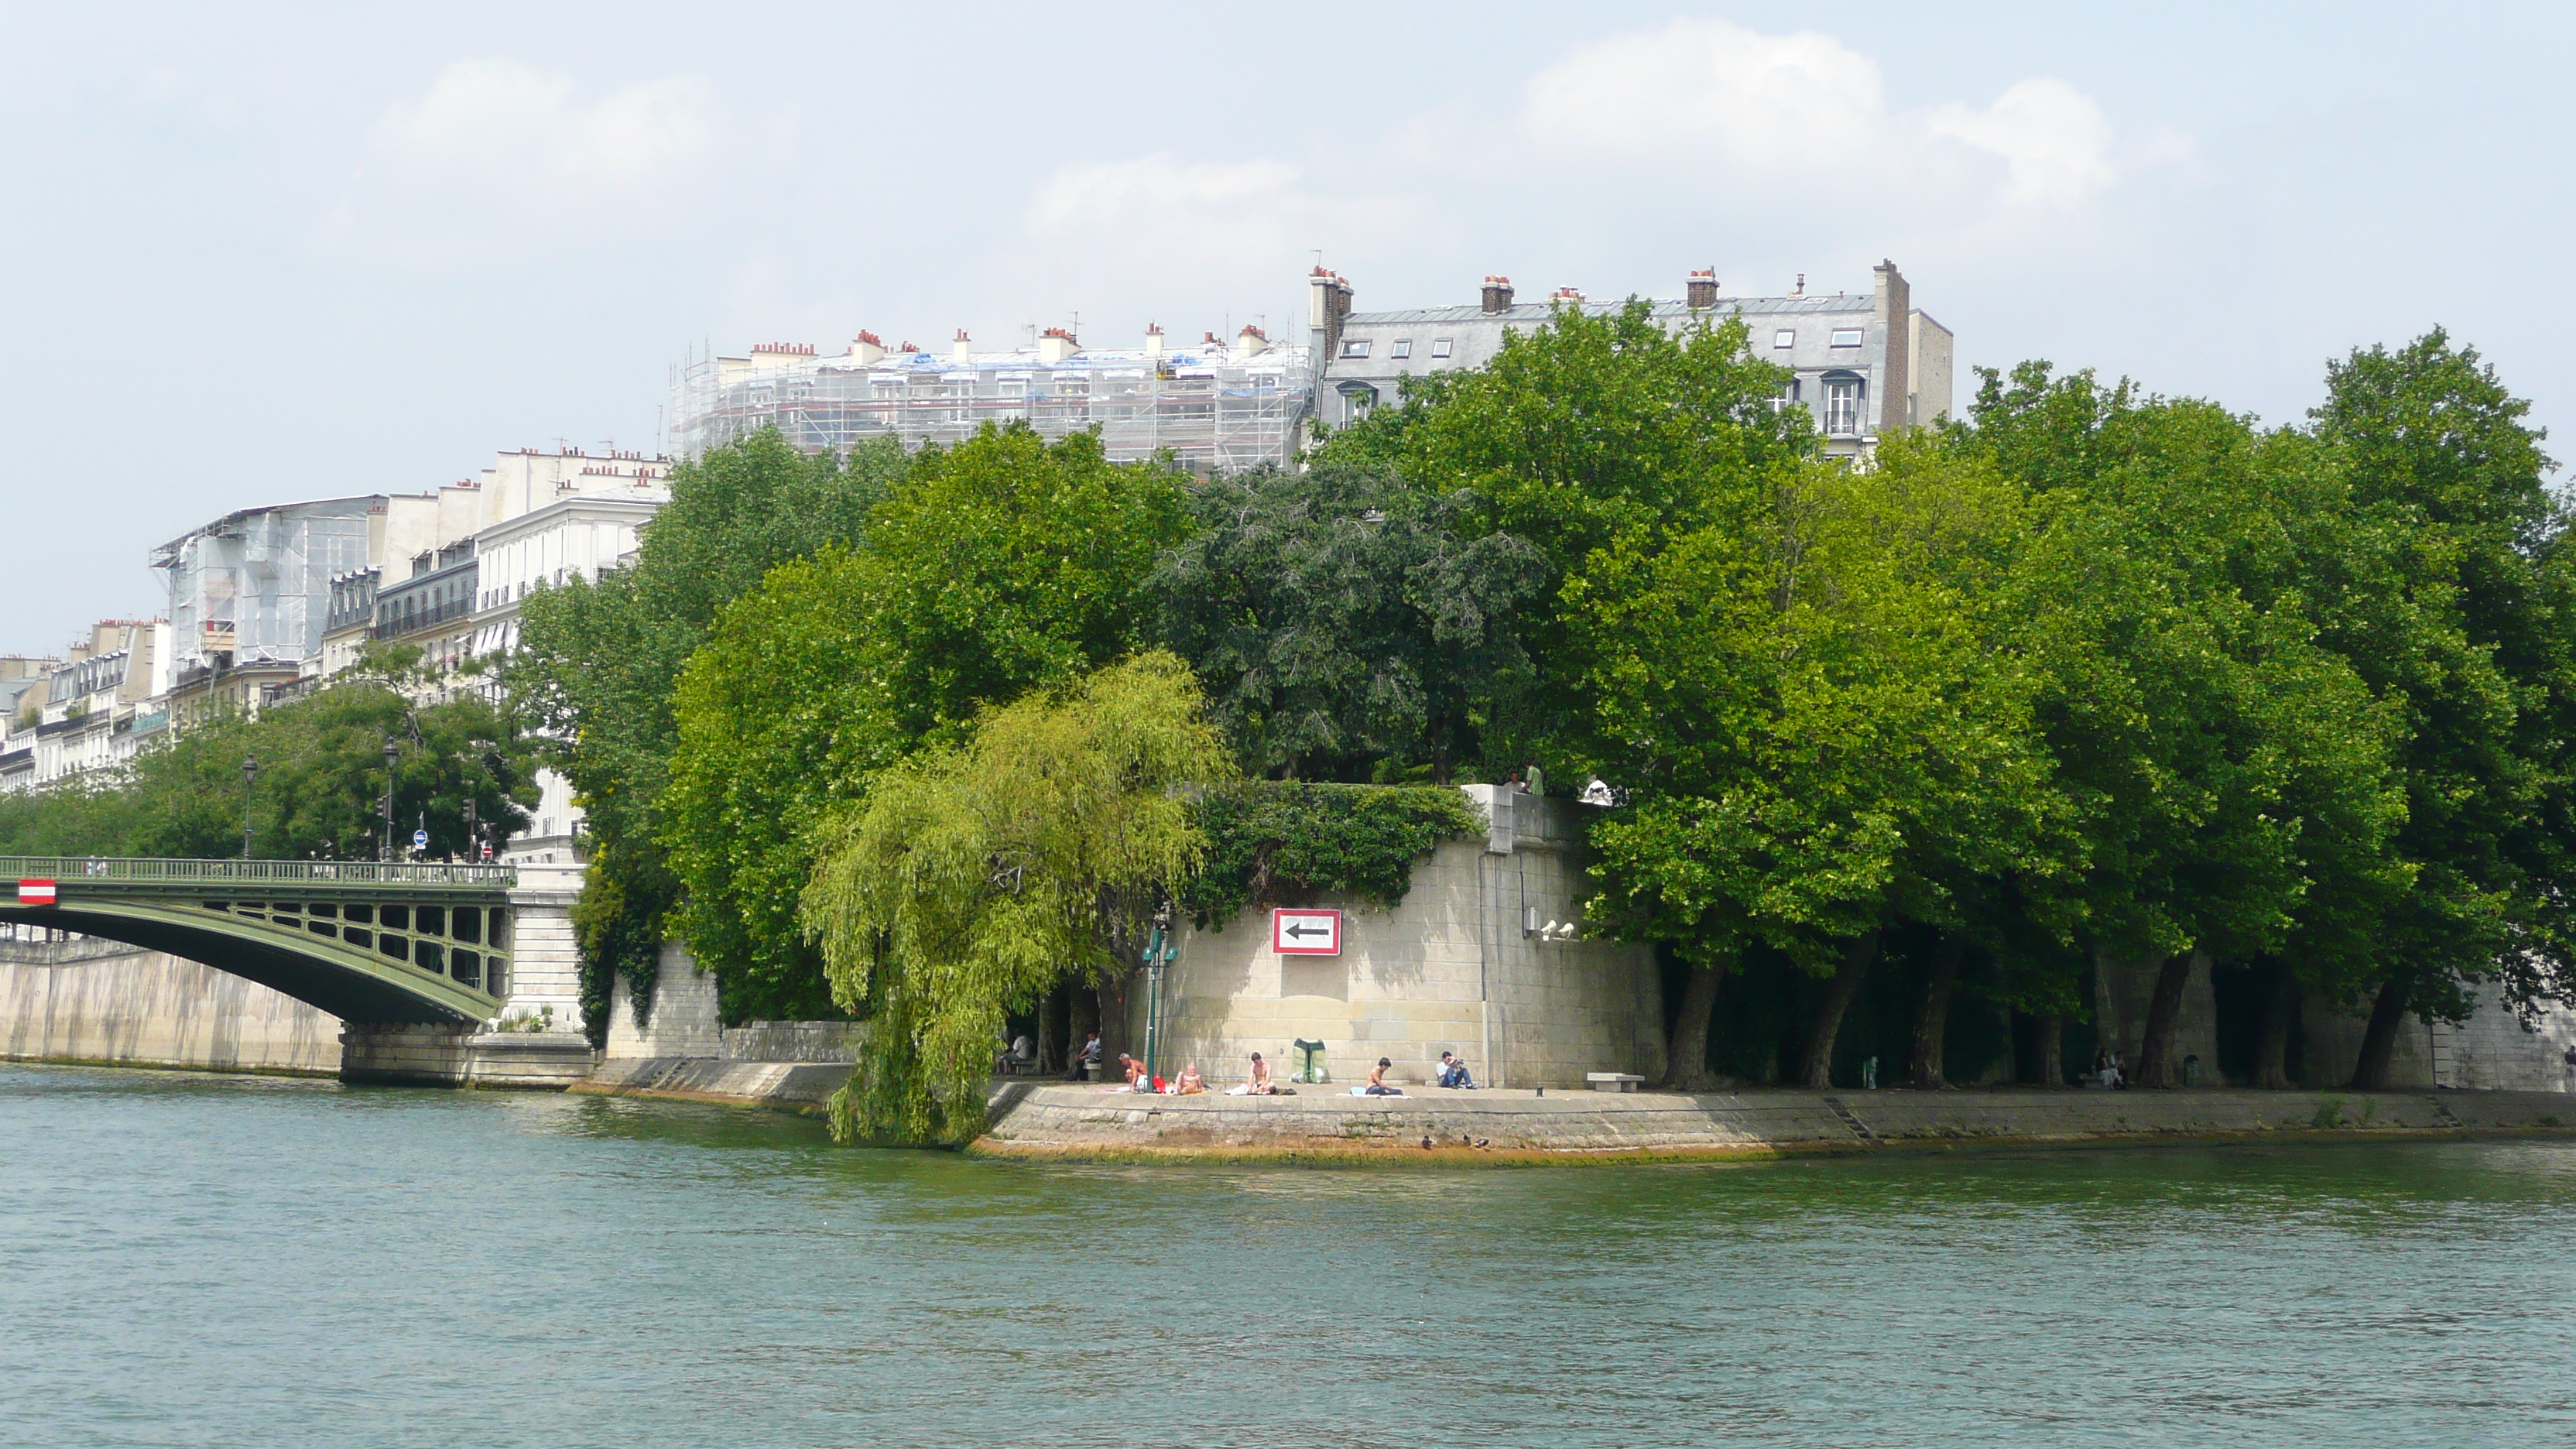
17;879;57;906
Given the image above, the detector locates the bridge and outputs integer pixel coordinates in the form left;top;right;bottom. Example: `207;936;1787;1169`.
0;856;516;1026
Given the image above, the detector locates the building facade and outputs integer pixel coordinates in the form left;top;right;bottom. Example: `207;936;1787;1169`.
668;326;1312;474
1311;261;1953;461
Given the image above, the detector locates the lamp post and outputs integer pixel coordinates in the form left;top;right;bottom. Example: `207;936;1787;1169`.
381;738;400;862
239;753;258;860
1142;899;1177;1084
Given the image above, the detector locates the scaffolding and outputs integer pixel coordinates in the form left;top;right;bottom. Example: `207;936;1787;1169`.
666;332;1313;474
150;499;379;673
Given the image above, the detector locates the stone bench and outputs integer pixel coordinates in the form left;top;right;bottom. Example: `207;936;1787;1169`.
1587;1072;1646;1093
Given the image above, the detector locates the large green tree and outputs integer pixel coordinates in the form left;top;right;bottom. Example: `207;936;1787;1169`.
800;653;1231;1144
1316;300;1811;776
1154;457;1543;782
509;428;902;1040
2305;332;2576;1085
661;423;1192;1019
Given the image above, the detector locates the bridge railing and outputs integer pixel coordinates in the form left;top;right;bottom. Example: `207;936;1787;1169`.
0;857;518;889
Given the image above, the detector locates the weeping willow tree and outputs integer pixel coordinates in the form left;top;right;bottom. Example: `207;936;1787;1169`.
800;652;1235;1144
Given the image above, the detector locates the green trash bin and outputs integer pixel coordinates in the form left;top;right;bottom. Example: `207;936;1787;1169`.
1293;1038;1328;1084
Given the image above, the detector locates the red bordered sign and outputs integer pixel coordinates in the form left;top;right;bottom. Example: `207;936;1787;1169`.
17;879;57;906
1271;908;1341;956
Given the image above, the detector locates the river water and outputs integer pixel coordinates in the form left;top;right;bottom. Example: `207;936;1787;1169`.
3;1065;2571;1447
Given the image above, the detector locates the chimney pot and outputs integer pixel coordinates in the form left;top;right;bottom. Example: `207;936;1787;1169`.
1480;275;1516;313
1687;268;1719;310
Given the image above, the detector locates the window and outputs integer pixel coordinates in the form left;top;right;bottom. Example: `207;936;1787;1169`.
1773;329;1796;348
1390;338;1413;360
1340;338;1371;358
1431;338;1454;359
1824;379;1862;436
1830;327;1864;348
1337;381;1379;420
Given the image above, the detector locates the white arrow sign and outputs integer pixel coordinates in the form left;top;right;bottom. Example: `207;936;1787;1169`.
1272;908;1342;956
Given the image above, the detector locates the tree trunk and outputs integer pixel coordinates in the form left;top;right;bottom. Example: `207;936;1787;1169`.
1905;933;1968;1088
2134;952;2194;1088
2033;1012;2064;1088
1096;969;1133;1066
2252;960;2300;1090
1664;963;1725;1091
1799;932;1880;1088
1035;983;1063;1074
2349;978;2410;1090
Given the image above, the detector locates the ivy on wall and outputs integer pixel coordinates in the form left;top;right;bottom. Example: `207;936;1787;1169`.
1183;783;1485;930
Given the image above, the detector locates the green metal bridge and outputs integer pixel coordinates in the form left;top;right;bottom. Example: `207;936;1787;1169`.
0;857;516;1025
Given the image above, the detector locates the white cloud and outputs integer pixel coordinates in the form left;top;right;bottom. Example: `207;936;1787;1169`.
1030;155;1303;235
1516;18;2126;225
1927;79;2118;208
1523;18;1886;166
318;59;719;265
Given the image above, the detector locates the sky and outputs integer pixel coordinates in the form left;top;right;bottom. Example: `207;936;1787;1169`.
3;2;2571;651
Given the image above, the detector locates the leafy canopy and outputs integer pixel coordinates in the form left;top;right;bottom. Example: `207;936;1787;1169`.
800;653;1232;1144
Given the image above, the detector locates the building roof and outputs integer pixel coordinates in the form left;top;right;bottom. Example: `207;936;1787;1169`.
1341;294;1872;327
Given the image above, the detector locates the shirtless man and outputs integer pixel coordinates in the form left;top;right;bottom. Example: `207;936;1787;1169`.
1245;1053;1275;1094
1175;1063;1207;1094
1365;1056;1404;1096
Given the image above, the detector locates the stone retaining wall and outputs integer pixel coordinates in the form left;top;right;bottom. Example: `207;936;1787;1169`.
0;942;340;1074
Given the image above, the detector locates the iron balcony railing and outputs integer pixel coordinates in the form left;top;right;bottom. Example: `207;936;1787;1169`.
0;856;517;889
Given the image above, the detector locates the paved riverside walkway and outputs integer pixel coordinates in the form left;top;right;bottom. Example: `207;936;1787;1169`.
975;1081;2576;1160
570;1059;2576;1160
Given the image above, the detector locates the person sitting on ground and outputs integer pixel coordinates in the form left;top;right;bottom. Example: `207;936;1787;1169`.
1065;1030;1102;1082
1118;1053;1148;1091
1174;1062;1207;1095
1437;1052;1477;1090
1365;1057;1405;1096
1244;1052;1276;1094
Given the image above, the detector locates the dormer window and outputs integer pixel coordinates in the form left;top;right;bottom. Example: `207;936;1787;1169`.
1340;338;1371;359
1773;329;1796;348
1830;328;1864;348
1431;338;1454;359
1391;338;1413;360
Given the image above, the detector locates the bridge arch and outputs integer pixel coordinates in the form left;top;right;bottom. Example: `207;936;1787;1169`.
0;857;515;1025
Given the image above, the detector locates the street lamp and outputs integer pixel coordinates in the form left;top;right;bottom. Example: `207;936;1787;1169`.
1142;899;1178;1084
381;738;400;862
240;754;258;861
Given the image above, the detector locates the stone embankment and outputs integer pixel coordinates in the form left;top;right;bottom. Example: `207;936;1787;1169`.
970;1081;2576;1162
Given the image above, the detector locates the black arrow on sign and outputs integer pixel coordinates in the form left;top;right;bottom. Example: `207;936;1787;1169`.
1286;923;1331;939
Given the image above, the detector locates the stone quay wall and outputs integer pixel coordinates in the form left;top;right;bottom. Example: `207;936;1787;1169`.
1139;787;1665;1091
0;939;341;1075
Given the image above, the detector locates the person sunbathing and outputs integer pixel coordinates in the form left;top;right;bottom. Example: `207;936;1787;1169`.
1244;1053;1276;1094
1119;1053;1148;1091
1364;1057;1404;1096
1174;1063;1207;1094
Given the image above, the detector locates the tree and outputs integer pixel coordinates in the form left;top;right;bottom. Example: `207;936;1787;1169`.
1977;365;2410;1087
660;423;1192;1020
800;653;1232;1145
2307;332;2576;1085
1317;300;1811;776
1154;457;1543;782
0;683;536;862
509;429;901;1039
1585;435;2070;1088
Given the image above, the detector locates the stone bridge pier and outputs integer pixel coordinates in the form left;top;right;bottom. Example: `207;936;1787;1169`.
339;860;597;1087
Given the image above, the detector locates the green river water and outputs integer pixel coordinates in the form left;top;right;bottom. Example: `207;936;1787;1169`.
2;1064;2571;1447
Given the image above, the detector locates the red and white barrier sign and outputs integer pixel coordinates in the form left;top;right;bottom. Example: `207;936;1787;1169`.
17;879;57;906
1272;908;1341;956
